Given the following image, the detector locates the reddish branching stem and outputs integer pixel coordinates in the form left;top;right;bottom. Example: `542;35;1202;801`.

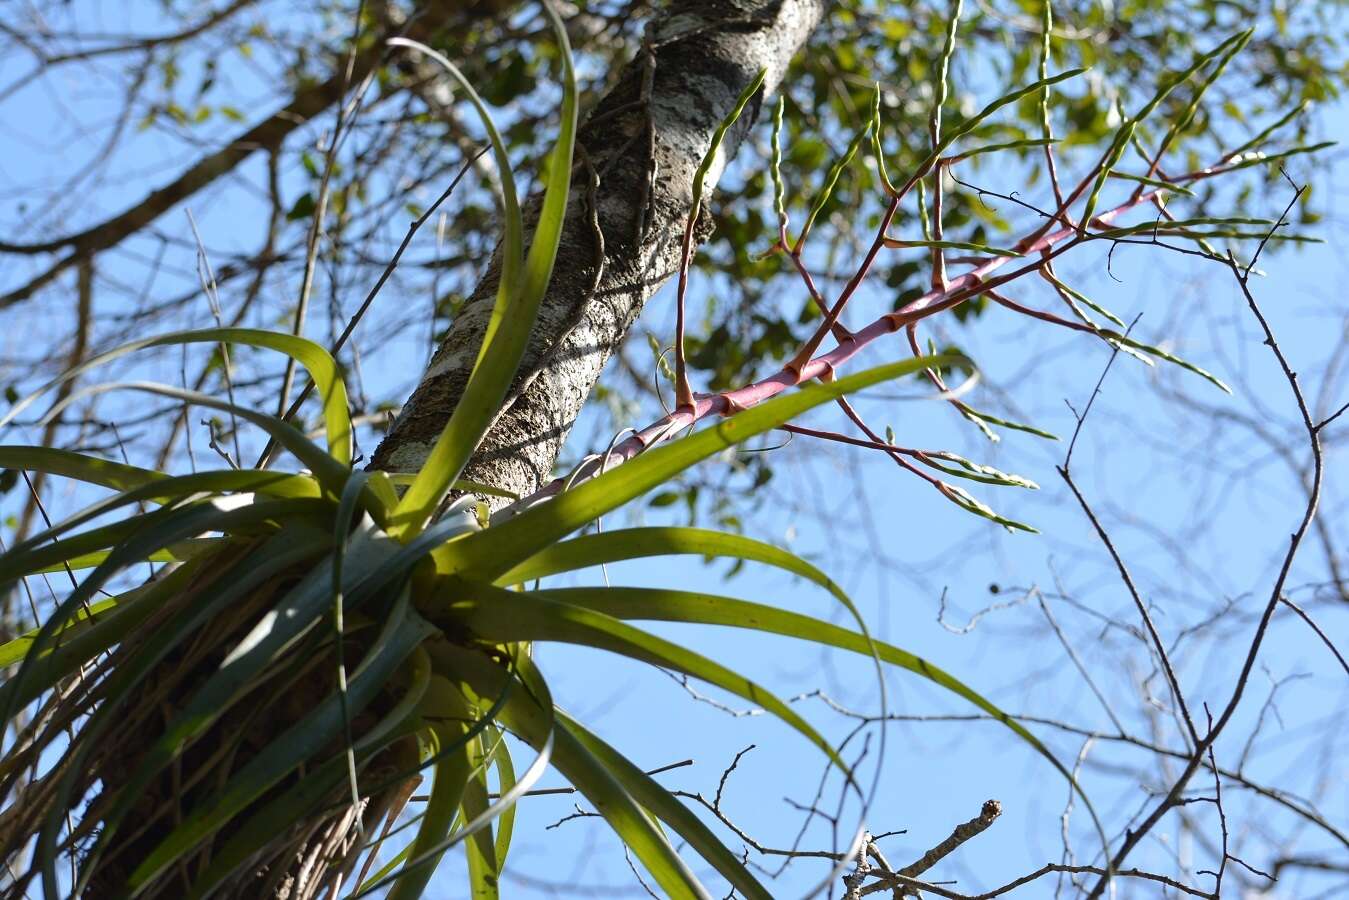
515;138;1266;512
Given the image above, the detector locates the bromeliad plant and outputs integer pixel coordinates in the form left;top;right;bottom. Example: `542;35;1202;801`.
0;3;1321;898
0;11;1036;900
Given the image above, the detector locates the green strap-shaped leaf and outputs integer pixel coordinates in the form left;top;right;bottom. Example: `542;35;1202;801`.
438;649;710;900
23;528;324;877
129;598;436;892
520;584;1106;845
0;555;203;689
72;520;407;885
28;538;222;574
2;495;310;588
348;511;480;609
381;673;476;900
496;525;892;761
356;647;556;899
0;588;114;668
447;585;848;773
441;355;963;581
405;735;475;900
0;327;354;465
561;712;772;900
332;471;374;823
0;467;319;587
390;4;576;540
21;502;328;897
386;472;520;501
188;670;498;898
39;380;349;490
0;499;324;726
546;723;710;899
380;39;522;374
500;526;841;595
0;445;165;492
460;734;502;900
486;721;517;868
0;505;187;587
527;586;1032;745
516;5;579;325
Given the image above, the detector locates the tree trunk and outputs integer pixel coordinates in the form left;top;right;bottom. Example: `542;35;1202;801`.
372;0;826;506
39;5;825;898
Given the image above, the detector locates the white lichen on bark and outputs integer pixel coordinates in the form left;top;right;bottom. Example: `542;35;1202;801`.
371;0;826;503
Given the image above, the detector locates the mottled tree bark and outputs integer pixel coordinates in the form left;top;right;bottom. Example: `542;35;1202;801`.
372;0;827;503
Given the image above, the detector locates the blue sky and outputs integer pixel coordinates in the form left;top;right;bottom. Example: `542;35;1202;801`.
1;3;1346;897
